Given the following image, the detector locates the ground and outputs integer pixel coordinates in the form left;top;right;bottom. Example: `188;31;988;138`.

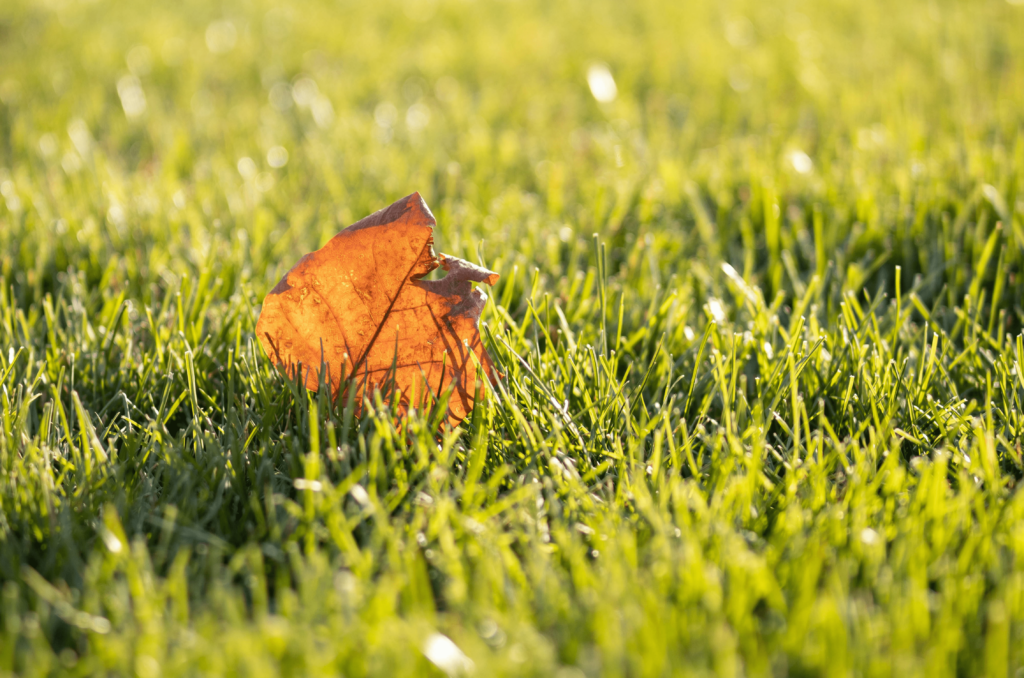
2;0;1024;675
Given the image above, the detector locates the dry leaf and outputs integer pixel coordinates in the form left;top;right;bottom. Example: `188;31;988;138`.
257;192;499;426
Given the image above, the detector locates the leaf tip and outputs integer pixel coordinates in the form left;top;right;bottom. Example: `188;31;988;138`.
403;191;436;226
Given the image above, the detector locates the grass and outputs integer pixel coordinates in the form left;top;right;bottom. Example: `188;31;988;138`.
2;0;1024;674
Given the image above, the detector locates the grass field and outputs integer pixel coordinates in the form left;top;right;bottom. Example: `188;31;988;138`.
2;0;1024;675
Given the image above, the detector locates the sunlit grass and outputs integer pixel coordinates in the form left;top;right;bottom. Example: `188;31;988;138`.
2;0;1024;675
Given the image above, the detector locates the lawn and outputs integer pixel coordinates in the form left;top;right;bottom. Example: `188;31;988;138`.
2;0;1024;675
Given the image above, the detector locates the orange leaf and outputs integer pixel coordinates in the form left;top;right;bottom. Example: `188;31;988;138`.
257;193;500;426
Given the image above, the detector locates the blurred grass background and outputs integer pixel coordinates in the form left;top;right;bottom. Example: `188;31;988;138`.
2;0;1024;675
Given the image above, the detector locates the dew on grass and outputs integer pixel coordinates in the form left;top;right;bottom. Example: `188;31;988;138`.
406;102;430;131
707;297;726;323
117;75;147;118
311;95;335;129
61;152;81;174
237;157;257;179
1;181;21;212
789;150;813;174
423;633;474;677
267;146;289;168
375;101;397;127
107;204;126;226
587;63;617;103
350;484;370;507
292;78;319;107
101;529;122;553
67;118;92;156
